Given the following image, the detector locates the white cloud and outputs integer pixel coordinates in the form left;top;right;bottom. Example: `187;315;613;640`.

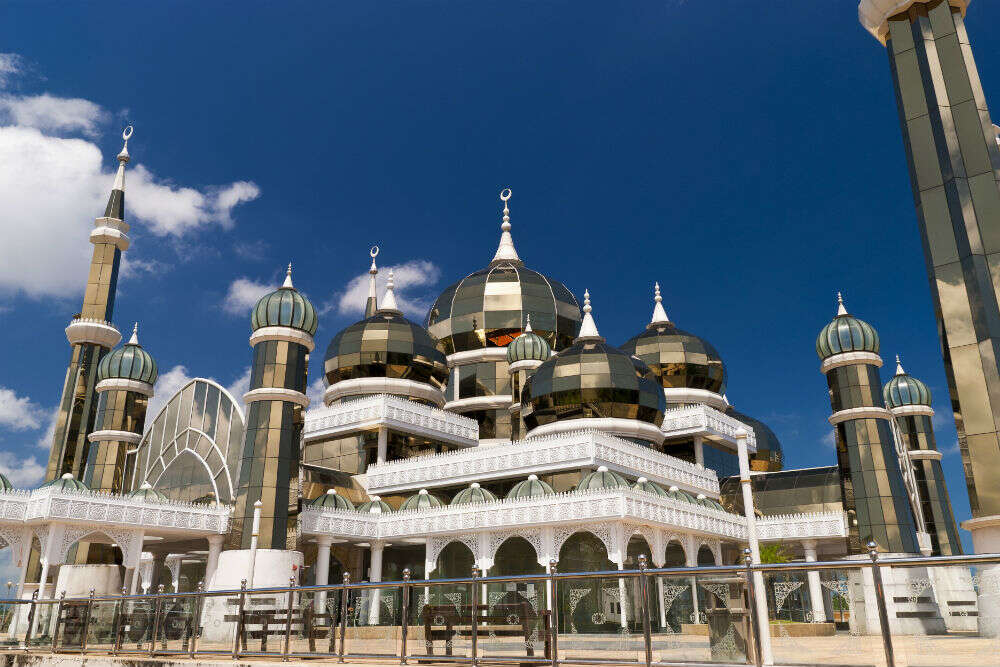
34;407;58;450
0;386;43;431
0;94;107;136
941;440;961;456
223;278;273;316
307;377;326;408
0;53;22;88
822;430;835;449
226;367;252;403
0;450;45;487
0;125;260;299
120;256;168;280
329;259;441;318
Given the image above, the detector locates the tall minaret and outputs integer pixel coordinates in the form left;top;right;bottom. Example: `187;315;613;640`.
45;127;134;482
885;355;963;556
365;246;379;318
860;1;1000;533
817;294;919;554
234;264;317;550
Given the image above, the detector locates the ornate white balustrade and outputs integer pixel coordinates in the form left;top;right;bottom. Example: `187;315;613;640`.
304;393;479;447
300;486;745;542
364;428;721;496
756;511;848;542
661;404;758;452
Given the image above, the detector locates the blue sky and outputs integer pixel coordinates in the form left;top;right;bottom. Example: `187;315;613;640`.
1;1;999;555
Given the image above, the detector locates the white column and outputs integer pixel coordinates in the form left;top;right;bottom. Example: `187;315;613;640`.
376;426;389;464
616;558;629;630
685;550;700;625
37;561;50;600
657;577;667;629
367;541;384;625
737;429;773;665
315;537;333;612
802;540;826;623
247;499;262;589
205;535;225;589
166;555;182;593
693;435;705;467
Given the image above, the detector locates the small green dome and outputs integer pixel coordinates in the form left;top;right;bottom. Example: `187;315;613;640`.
884;357;932;408
506;317;551;364
632;477;668;497
400;489;445;511
309;489;355;511
251;266;318;335
0;472;13;492
41;473;89;492
129;482;168;502
97;326;158;385
666;485;696;504
506;474;555;499
816;295;879;360
578;466;628;491
357;496;394;514
451;482;499;505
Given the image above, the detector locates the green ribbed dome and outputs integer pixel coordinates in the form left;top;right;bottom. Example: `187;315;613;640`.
400;489;445;510
884;358;932;408
309;489;355;510
816;295;879;360
632;477;668;497
506;319;551;364
41;473;89;492
451;482;499;505
129;482;168;502
506;474;555;499
251;267;318;335
357;496;394;514
0;472;13;492
97;327;157;385
578;466;628;491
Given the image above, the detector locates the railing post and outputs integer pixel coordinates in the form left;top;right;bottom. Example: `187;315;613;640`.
150;584;164;657
233;579;247;660
111;586;126;656
23;590;37;651
338;572;349;663
190;582;204;659
51;591;65;653
637;555;652;667
470;566;480;666
548;559;559;667
743;548;763;667
283;576;295;661
80;589;94;651
868;542;896;667
400;568;411;664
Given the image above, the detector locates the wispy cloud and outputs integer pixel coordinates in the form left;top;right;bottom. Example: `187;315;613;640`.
326;259;441;318
223;277;274;316
0;94;107;137
307;376;326;408
0;53;23;88
822;430;835;449
0;450;45;487
0;386;44;431
145;365;251;431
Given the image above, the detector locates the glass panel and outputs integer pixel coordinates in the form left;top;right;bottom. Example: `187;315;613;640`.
240;590;286;656
115;596;156;653
409;582;472;660
0;600;29;649
555;574;644;664
194;591;238;654
148;594;199;654
290;587;339;656
342;585;401;657
84;599;119;651
479;577;550;661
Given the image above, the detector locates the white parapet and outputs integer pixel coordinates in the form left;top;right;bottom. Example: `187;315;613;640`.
65;317;121;349
858;0;969;44
661;404;758;453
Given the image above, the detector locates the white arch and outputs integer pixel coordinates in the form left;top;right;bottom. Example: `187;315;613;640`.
152;447;223;504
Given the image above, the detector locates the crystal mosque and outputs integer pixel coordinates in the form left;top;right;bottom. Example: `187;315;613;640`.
2;0;999;641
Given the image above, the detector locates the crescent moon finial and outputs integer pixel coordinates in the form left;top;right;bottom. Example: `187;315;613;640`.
370;245;380;258
500;188;512;202
122;125;134;141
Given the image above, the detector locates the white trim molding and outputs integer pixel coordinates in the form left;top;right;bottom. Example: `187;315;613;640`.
820;351;883;373
890;404;935;418
662;388;728;411
526;417;664;445
324;377;445;407
87;429;142;445
445;395;512;412
90;227;130;251
447;348;510;367
364;428;719;496
243;387;310;408
859;0;968;44
661;404;758;453
249;326;315;352
304;393;478;448
96;378;154;397
828;406;892;425
907;449;944;462
65;318;121;349
508;359;544;374
757;511;848;542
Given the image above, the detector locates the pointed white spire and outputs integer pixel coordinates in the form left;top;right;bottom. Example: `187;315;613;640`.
491;188;521;263
282;262;294;289
836;291;848;316
895;354;905;376
650;281;670;325
112;126;132;192
380;269;401;313
365;246;379;316
576;289;602;341
524;313;533;333
128;322;139;345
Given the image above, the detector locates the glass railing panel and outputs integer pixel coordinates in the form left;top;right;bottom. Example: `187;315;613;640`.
291;587;340;656
555;573;645;664
192;590;238;654
762;566;889;666
26;600;59;648
647;571;739;664
408;582;473;660
115;596;156;653
342;584;402;657
881;561;1000;667
478;577;551;662
238;589;288;656
0;601;30;649
151;594;199;654
54;599;88;650
84;599;119;651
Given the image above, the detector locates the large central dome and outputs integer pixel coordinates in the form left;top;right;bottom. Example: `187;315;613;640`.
425;191;581;355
